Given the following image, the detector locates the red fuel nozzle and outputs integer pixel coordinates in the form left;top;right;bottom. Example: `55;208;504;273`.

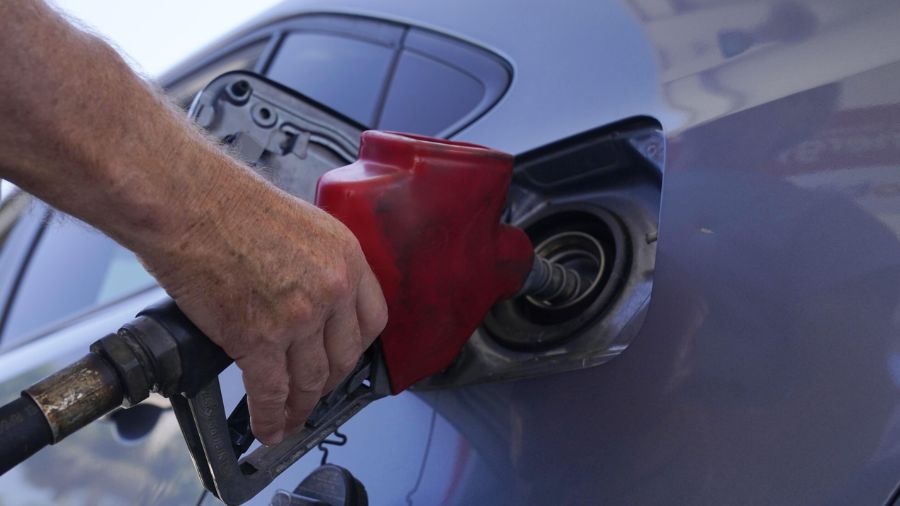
316;131;535;393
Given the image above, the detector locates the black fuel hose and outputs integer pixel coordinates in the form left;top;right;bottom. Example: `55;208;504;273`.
0;352;124;476
0;395;53;475
0;299;230;477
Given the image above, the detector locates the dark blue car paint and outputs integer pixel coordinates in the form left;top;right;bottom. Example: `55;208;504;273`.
1;0;900;504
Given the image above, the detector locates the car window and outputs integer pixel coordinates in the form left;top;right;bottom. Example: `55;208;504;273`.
1;217;155;347
0;193;42;322
378;27;509;136
377;50;485;136
0;191;33;256
265;32;395;126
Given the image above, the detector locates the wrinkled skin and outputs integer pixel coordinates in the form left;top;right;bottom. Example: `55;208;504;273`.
148;191;388;443
0;0;387;444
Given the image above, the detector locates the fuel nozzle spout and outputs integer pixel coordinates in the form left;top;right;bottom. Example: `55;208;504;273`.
518;256;589;306
516;230;606;309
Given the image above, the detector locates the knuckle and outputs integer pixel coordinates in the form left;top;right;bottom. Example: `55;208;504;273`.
246;373;289;404
339;227;363;255
287;298;315;323
371;305;389;335
253;384;289;408
306;359;329;382
252;415;283;433
333;354;359;380
293;364;329;393
321;266;352;299
253;333;285;351
360;305;388;340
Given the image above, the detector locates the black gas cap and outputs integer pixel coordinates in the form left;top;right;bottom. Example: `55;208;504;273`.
270;465;368;506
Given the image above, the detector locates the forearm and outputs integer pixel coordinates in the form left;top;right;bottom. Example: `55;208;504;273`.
0;0;264;256
0;0;388;445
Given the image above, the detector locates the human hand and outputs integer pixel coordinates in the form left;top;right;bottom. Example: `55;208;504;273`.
141;176;387;445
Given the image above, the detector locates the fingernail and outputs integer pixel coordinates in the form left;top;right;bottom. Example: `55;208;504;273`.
263;430;284;446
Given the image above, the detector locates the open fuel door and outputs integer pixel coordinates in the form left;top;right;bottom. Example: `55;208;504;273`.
189;71;365;201
426;118;663;387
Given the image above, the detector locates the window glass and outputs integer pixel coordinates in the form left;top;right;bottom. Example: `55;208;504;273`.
377;50;485;136
0;191;33;257
0;192;43;325
1;217;155;346
266;32;394;125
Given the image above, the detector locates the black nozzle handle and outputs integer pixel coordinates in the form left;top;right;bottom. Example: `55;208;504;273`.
135;299;233;396
0;395;53;475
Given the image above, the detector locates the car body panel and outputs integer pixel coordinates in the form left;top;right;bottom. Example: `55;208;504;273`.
2;0;900;504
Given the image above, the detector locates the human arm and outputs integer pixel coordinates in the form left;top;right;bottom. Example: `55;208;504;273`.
0;0;387;445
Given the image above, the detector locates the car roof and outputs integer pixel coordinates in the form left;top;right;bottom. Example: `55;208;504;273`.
161;0;672;154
